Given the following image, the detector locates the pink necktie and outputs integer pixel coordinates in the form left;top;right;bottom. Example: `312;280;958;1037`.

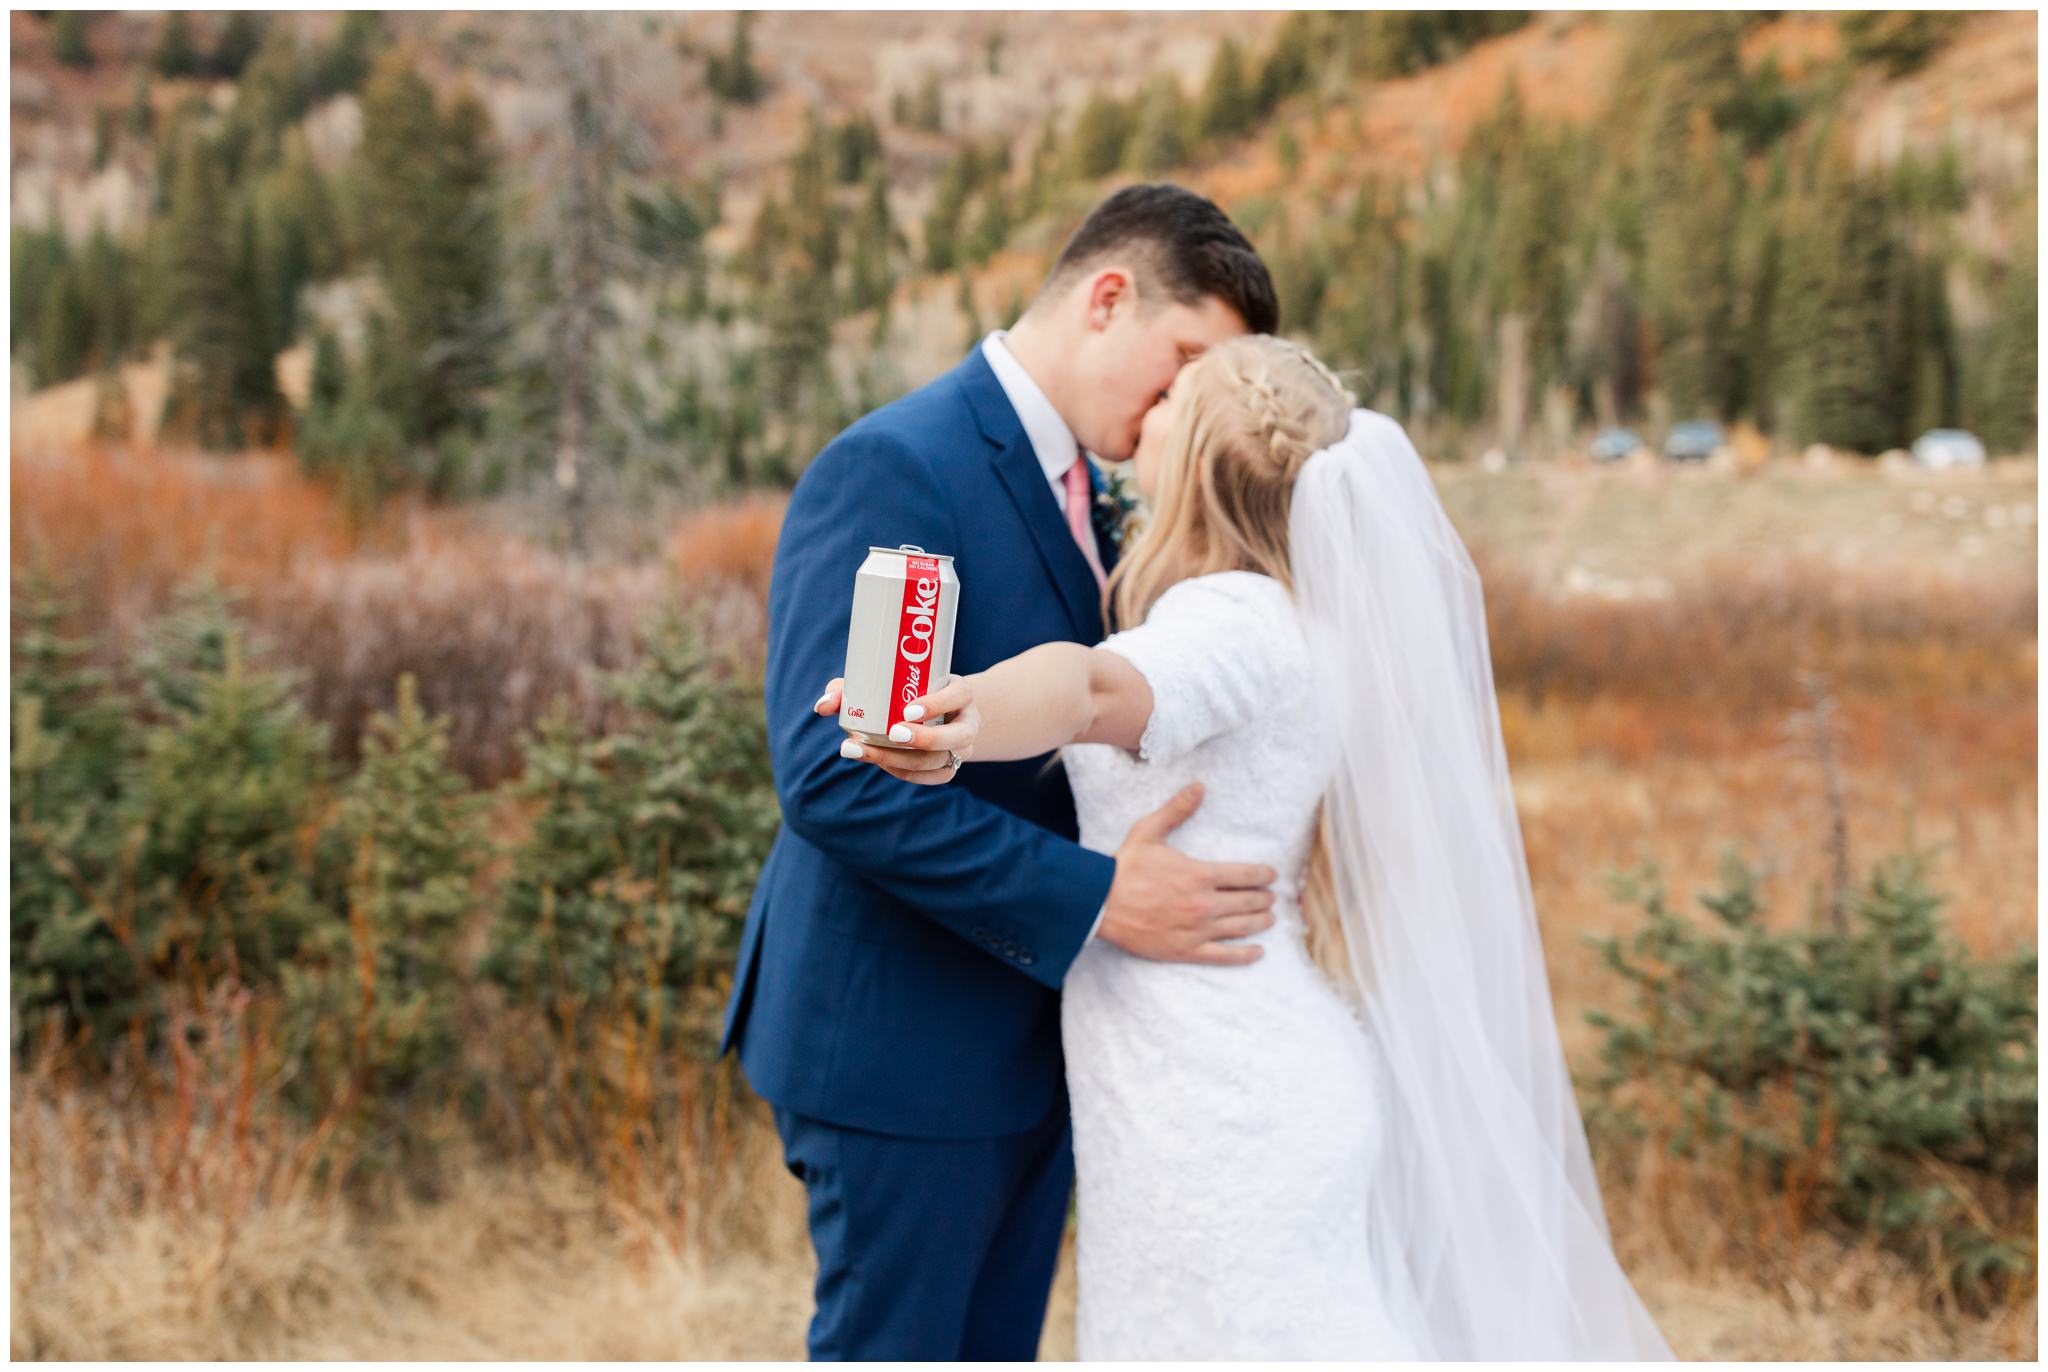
1063;456;1109;593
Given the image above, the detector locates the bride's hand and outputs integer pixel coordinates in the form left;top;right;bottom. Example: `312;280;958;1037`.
813;675;980;786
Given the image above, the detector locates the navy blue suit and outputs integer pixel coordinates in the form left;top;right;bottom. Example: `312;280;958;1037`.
721;344;1121;1359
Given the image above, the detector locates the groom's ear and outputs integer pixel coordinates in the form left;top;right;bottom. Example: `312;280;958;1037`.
1083;265;1137;330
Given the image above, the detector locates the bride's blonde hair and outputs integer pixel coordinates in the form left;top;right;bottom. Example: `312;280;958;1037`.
1102;334;1357;989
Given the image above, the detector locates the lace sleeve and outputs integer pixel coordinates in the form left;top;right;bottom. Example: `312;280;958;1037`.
1097;571;1308;766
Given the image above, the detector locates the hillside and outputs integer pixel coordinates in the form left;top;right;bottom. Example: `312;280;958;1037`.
9;10;2038;476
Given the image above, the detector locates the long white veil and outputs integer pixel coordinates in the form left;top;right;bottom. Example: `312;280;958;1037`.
1290;410;1673;1360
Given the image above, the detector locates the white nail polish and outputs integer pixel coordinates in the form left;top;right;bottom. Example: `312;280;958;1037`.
888;723;914;743
816;694;833;711
840;739;863;759
903;704;926;722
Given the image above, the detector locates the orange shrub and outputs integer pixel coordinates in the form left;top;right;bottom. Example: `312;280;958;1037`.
669;493;788;602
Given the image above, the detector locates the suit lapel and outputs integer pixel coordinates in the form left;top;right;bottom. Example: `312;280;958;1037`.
958;348;1106;642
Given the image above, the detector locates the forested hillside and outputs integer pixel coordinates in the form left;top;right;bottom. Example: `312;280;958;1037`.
10;11;2037;534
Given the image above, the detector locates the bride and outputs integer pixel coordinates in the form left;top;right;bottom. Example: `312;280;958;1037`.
815;334;1673;1360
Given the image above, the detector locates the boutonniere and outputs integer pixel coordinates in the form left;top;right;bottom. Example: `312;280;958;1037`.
1089;459;1143;555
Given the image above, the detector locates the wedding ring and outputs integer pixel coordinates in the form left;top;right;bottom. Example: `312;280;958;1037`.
946;750;963;772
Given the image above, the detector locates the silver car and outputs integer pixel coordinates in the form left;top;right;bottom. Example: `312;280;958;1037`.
1910;429;1988;469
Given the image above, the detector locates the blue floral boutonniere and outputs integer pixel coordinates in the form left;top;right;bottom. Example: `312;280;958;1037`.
1089;459;1143;558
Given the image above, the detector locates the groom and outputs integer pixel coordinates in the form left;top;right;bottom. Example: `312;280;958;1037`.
721;184;1282;1360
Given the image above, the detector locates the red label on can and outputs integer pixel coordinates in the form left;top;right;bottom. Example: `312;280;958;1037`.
888;555;942;732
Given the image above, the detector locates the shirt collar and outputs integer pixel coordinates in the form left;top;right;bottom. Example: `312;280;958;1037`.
979;329;1081;490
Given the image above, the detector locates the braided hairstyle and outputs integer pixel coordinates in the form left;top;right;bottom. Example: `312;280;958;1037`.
1102;333;1359;992
1105;334;1354;633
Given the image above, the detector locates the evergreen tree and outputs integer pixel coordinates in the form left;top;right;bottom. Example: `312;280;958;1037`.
1321;180;1411;411
307;10;383;102
152;11;200;80
52;11;92;69
913;72;944;134
1840;11;1964;78
1642;112;1739;419
1977;230;2037;454
1779;161;1907;453
1069;91;1132;180
1129;75;1191;175
226;197;284;439
209;9;264;79
704;10;766;105
845;170;897;314
161;132;247;446
11;562;147;1046
1019;114;1063;219
77;226;135;370
125;69;155;141
1730;149;1788;431
32;262;91;387
352;52;503;450
284;672;481;1146
1198;37;1254;143
91;104;117;171
962;184;1011;266
1256;12;1317;117
484;600;779;1058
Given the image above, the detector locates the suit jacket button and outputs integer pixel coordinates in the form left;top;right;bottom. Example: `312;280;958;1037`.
1019;950;1037;966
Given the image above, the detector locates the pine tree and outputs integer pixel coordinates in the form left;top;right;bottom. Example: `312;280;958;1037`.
846;170;897;314
1840;11;1964;78
77;226;135;370
11;561;147;1046
152;11;200;80
125;69;155;141
1779;161;1907;453
91;104;117;170
913;72;944;134
283;672;481;1145
1069;91;1132;180
1198;37;1253;143
161;131;246;447
225;200;281;441
1642;111;1739;420
1019;114;1063;219
485;600;779;1057
52;11;93;69
308;10;382;102
210;9;264;79
122;582;331;996
1977;229;2036;454
352;52;503;449
1255;11;1317;116
1129;75;1190;175
33;263;91;387
962;184;1011;265
704;10;766;105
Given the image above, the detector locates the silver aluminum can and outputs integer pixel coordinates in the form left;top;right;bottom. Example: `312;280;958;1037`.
840;544;960;750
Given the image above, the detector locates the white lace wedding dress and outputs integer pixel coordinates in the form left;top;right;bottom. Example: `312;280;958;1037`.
1059;569;1425;1360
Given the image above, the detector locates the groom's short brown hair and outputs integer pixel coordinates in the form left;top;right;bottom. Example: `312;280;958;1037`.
1042;183;1279;335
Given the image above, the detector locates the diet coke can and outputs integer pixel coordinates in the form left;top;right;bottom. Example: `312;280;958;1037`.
840;545;961;750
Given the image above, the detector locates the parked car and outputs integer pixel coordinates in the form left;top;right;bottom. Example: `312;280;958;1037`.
1589;428;1644;463
1663;420;1724;462
1910;429;1988;469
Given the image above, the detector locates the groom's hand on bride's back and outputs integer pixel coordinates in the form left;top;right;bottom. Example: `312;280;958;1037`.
1101;781;1276;966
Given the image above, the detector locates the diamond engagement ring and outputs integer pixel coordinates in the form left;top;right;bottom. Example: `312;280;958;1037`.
946;750;963;772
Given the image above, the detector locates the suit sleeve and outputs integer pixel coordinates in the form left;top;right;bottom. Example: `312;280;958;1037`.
764;425;1116;989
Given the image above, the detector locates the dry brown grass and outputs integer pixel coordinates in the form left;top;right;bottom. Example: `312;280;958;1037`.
14;1065;2035;1361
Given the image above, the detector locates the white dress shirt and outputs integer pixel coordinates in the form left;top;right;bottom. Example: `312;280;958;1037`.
978;330;1113;946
